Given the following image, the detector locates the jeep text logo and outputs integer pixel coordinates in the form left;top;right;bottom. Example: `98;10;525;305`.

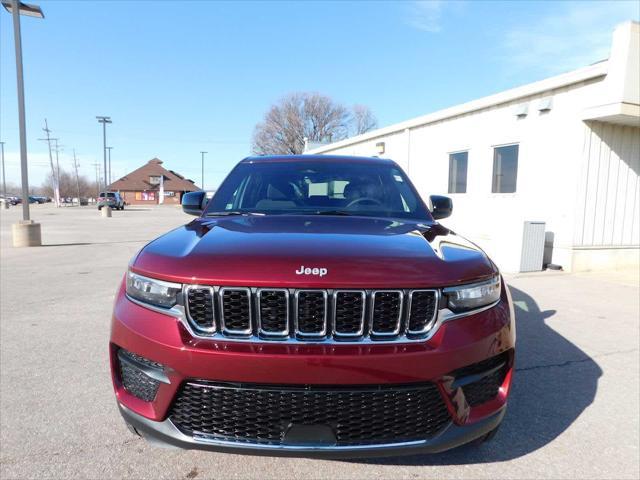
295;265;328;277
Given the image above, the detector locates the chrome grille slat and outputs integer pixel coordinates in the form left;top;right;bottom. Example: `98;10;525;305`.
370;290;403;337
333;290;366;337
184;286;441;343
219;288;252;336
257;289;289;337
184;285;216;334
295;290;328;338
407;290;439;336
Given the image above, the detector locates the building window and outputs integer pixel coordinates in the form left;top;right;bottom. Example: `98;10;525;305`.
142;191;155;201
492;144;519;193
448;151;468;193
135;192;142;201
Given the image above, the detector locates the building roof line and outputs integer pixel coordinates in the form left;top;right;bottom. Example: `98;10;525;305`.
307;61;609;153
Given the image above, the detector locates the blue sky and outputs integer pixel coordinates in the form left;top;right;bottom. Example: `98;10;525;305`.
1;0;638;190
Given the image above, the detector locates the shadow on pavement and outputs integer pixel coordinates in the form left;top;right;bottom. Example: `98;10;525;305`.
352;285;602;465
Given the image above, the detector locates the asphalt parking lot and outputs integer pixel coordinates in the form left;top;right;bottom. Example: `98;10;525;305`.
1;203;638;480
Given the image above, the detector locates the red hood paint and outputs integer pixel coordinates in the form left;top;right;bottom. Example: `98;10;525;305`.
131;215;496;288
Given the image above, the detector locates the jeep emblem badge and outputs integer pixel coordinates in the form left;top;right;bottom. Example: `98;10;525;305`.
295;265;328;277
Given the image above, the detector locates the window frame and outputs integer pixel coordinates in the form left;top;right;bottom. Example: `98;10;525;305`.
491;143;519;194
447;150;469;194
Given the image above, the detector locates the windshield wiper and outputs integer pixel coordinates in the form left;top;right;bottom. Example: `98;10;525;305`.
313;210;353;216
205;211;264;217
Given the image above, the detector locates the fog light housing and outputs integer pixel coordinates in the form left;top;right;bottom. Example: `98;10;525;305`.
117;349;167;402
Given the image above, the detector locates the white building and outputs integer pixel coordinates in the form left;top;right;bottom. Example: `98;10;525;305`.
307;21;640;273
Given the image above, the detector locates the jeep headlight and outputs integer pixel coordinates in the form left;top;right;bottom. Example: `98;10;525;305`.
443;275;501;312
126;270;182;308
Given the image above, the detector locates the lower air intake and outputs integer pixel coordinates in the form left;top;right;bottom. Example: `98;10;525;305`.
169;381;451;446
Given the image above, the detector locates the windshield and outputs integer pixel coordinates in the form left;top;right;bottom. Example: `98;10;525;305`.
206;161;430;220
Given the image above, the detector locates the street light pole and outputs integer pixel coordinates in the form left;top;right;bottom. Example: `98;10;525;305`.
0;141;6;199
106;146;113;186
200;151;207;190
96;116;111;191
53;138;62;202
2;0;44;246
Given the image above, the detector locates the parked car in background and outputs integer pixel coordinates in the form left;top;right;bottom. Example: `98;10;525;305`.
28;196;46;204
111;155;515;457
8;196;22;205
97;192;125;210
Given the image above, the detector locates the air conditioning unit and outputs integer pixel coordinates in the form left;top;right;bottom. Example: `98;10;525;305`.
538;96;554;112
513;103;529;118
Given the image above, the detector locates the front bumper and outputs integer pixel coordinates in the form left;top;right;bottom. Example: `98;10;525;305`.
110;280;515;455
119;402;506;458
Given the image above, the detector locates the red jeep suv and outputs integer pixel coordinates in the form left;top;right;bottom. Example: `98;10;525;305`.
110;155;515;457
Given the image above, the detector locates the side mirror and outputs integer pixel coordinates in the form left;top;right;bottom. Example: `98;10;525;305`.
429;195;453;220
182;191;207;216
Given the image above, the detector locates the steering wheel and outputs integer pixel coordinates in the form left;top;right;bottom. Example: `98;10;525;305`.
346;197;383;208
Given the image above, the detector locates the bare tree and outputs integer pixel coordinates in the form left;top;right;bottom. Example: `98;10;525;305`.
351;104;378;136
41;168;97;199
252;93;377;155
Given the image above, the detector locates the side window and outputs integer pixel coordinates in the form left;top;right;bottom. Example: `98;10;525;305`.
492;144;519;193
448;151;468;193
308;182;328;196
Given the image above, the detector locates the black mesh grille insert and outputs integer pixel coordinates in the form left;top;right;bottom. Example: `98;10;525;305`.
169;382;451;446
118;349;161;402
296;291;326;335
408;291;437;333
221;289;251;333
334;291;365;335
186;287;215;331
371;291;402;334
258;290;288;335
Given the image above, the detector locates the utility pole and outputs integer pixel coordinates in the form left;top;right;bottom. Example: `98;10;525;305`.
96;116;111;191
38;119;60;207
0;141;6;199
91;162;100;199
200;151;207;190
53;138;62;201
72;149;80;204
106;146;113;186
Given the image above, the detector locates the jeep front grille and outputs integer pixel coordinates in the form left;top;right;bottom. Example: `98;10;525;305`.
184;287;438;342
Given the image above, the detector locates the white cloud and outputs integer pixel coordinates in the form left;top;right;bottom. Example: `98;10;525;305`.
406;0;446;33
501;1;639;75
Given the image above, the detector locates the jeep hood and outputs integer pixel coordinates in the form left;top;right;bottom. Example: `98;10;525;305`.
132;216;497;288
